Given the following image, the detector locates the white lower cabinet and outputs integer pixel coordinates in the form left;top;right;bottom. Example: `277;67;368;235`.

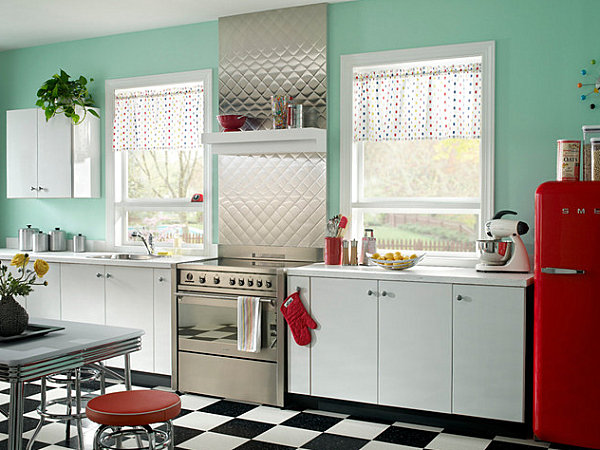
288;274;529;423
105;266;155;373
153;269;172;375
287;276;311;395
61;263;105;324
26;262;61;319
311;277;378;403
452;284;526;422
379;281;452;413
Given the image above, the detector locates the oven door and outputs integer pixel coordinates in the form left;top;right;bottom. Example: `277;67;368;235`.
176;292;277;362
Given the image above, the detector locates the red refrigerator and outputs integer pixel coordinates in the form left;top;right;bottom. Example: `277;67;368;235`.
534;181;600;448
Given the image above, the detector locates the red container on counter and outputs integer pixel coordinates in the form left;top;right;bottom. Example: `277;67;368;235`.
324;237;342;265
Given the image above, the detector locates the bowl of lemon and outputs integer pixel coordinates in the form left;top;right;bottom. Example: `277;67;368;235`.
368;251;426;270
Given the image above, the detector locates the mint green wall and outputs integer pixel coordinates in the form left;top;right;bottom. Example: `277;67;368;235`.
1;0;597;247
0;22;219;242
328;0;597;248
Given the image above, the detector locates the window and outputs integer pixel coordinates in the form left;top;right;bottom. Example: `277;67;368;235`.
105;70;212;253
340;42;494;264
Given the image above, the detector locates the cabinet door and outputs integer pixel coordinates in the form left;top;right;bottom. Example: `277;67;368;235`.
6;109;38;198
287;276;311;395
105;266;154;373
61;263;105;324
379;281;452;413
72;108;100;198
153;269;172;375
311;277;378;403
453;284;526;422
26;262;61;320
37;110;72;198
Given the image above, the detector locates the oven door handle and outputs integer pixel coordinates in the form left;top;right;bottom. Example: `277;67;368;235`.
175;292;275;307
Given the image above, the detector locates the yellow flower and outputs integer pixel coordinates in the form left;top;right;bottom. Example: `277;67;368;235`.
11;253;30;268
34;259;49;278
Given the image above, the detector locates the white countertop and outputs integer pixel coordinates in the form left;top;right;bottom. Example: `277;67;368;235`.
287;263;534;288
0;248;213;268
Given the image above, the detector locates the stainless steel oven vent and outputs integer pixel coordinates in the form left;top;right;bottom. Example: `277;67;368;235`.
218;3;327;130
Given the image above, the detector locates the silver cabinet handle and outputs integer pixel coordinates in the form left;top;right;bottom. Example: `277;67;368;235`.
541;267;585;275
457;295;463;301
158;276;166;282
105;273;112;278
30;186;38;191
367;290;374;296
381;291;388;297
96;272;103;278
38;186;45;191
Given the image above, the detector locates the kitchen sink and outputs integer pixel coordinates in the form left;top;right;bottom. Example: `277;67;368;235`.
85;253;159;260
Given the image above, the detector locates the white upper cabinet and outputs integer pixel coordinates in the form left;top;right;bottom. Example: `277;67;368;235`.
6;108;100;198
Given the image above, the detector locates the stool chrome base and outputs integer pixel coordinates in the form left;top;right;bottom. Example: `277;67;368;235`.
94;421;174;450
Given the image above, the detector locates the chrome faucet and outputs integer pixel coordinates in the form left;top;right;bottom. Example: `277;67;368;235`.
131;231;154;255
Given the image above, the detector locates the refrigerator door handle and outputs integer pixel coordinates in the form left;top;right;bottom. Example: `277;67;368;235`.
541;267;586;275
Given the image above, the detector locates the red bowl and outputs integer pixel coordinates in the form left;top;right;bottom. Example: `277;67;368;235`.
217;115;246;131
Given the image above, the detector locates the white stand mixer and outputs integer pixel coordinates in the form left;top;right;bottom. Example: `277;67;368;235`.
476;210;531;273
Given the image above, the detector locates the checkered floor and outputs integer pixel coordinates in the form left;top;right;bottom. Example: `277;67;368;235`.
0;379;592;450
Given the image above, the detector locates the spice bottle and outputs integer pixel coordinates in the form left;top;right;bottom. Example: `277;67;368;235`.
350;239;358;266
342;240;350;266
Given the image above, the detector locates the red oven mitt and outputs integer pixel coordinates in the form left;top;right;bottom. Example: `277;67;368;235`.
281;291;317;346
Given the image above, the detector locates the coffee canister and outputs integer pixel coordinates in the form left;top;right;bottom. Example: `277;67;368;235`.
18;224;39;251
32;231;48;252
73;234;86;253
557;140;581;181
49;228;67;252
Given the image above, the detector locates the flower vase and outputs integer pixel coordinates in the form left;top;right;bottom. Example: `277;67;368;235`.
0;295;29;337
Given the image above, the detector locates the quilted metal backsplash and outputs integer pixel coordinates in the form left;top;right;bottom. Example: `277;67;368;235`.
218;4;327;130
219;153;326;247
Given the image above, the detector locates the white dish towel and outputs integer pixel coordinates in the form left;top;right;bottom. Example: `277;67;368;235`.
237;296;262;352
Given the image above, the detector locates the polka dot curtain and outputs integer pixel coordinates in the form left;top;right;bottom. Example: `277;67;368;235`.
353;63;481;142
112;83;204;151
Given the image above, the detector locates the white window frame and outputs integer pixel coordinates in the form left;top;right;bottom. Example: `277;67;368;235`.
340;41;495;266
105;69;213;255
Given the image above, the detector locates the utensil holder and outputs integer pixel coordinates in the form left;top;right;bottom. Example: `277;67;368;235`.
324;237;342;265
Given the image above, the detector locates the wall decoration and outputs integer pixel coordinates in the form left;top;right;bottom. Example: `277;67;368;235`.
577;59;600;110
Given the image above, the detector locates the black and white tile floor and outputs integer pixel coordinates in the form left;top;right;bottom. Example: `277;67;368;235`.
0;380;592;450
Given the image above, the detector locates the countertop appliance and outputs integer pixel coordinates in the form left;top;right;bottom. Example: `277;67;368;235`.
533;181;600;448
18;225;39;251
476;210;531;273
173;245;322;407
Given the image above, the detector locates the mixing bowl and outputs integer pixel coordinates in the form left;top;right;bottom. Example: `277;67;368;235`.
476;239;513;265
217;115;246;131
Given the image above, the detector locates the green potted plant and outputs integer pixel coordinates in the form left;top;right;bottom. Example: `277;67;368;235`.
36;69;100;125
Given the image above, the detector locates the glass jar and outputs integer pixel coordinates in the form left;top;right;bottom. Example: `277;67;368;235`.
591;138;600;181
582;126;600;180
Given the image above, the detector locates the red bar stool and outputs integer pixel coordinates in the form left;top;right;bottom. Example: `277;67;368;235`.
86;390;180;450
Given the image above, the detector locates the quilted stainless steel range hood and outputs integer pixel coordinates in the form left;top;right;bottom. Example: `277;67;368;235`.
218;3;327;130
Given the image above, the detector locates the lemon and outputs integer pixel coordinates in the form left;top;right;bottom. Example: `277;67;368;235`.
410;254;417;259
384;252;394;259
371;253;381;260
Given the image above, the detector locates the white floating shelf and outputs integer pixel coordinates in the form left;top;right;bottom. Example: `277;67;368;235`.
202;128;326;154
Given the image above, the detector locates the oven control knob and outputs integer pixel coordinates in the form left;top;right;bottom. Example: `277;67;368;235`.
199;276;206;284
238;278;244;286
213;276;220;285
265;280;272;288
186;273;193;281
229;277;235;285
256;279;263;288
247;279;254;287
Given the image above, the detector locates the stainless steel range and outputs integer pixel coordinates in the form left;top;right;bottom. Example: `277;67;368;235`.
172;245;322;406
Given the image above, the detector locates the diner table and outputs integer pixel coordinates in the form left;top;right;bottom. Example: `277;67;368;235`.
0;318;143;450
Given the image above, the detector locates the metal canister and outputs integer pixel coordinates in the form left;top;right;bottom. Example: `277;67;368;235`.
557;140;581;181
49;228;67;252
73;234;86;253
18;225;39;251
32;231;48;252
